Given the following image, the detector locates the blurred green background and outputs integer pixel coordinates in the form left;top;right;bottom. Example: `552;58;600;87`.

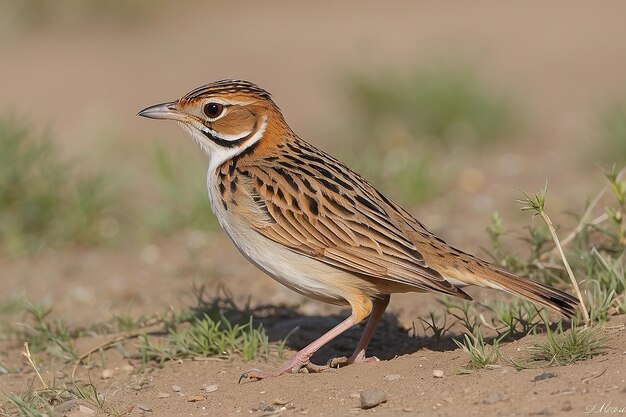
0;1;625;254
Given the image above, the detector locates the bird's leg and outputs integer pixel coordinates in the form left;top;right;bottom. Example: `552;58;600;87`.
239;315;357;382
328;295;390;367
348;295;390;363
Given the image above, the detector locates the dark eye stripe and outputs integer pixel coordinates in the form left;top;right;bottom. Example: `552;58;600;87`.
200;128;247;148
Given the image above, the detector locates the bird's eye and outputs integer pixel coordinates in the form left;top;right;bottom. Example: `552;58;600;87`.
203;102;224;118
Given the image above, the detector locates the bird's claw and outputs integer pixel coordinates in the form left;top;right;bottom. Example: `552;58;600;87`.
326;356;349;368
238;368;262;384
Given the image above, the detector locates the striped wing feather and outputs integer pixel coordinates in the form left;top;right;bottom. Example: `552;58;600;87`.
232;138;471;299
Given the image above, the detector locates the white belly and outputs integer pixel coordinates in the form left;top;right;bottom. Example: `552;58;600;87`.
207;178;358;305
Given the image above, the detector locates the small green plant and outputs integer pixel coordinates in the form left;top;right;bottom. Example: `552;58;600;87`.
454;330;501;370
485;169;625;327
439;298;480;335
528;321;606;366
486;299;542;339
138;313;274;364
518;182;590;323
0;342;116;416
21;303;77;361
418;311;451;340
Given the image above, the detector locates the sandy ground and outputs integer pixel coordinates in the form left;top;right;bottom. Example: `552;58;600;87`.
1;1;626;416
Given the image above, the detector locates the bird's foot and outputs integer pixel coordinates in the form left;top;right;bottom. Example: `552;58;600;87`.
325;353;380;368
239;353;333;383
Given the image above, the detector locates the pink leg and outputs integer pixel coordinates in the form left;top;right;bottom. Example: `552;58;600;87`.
239;315;357;382
347;295;390;364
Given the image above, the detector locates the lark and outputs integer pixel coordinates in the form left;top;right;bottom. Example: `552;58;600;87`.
138;79;578;381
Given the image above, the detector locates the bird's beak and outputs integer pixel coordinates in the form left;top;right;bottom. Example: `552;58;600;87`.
137;101;187;122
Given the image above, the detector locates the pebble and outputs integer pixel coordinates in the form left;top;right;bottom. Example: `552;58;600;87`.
158;392;170;398
204;384;218;393
187;395;205;402
78;405;96;415
383;374;401;381
433;370;444;378
273;398;290;405
561;400;572;411
252;402;276;412
136;403;152;412
171;385;182;392
360;388;387;409
533;372;557;382
101;369;113;379
403;407;415;412
121;364;134;374
131;384;142;391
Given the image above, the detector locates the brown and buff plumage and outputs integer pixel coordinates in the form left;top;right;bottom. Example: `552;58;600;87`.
139;79;578;381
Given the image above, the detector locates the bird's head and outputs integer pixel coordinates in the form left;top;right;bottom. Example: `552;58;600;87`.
138;79;288;169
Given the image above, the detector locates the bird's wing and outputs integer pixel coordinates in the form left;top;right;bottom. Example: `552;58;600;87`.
227;138;470;299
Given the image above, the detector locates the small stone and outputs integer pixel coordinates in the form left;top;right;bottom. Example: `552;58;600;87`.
485;364;502;370
300;409;310;415
187;395;205;402
136;403;152;412
204;384;218;393
121;364;134;374
158;392;170;398
383;374;401;381
403;407;415;412
433;370;444;378
360;388;387;409
101;369;114;379
131;384;142;391
171;385;182;392
273;398;290;405
78;405;96;415
533;372;557;382
349;392;360;399
56;370;67;379
252;402;275;412
561;400;572;411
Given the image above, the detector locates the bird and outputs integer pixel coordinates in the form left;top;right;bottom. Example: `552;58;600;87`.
138;79;578;382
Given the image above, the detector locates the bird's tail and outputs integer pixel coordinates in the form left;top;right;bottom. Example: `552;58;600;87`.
438;250;579;318
482;267;579;317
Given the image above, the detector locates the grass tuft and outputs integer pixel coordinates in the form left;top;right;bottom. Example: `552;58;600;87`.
138;313;272;364
454;330;501;370
528;321;606;366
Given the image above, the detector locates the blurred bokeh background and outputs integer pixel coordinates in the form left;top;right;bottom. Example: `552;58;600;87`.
1;0;626;319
